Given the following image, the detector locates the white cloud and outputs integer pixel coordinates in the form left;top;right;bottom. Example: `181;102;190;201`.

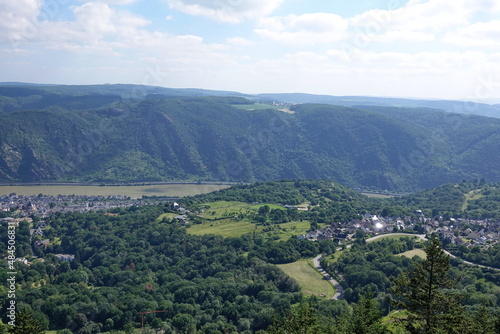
366;30;435;43
2;0;500;99
350;0;470;33
254;0;500;50
226;36;254;46
443;20;500;47
164;0;283;23
239;48;494;98
254;1;472;47
463;0;500;13
0;0;42;44
77;0;140;5
255;13;348;46
29;3;146;54
0;0;231;65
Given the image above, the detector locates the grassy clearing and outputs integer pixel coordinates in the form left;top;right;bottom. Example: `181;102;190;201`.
361;192;394;198
233;103;292;113
323;249;346;264
462;190;484;211
278;221;311;234
249;203;286;211
197;201;254;220
187;219;311;239
259;221;313;241
186;201;312;239
278;259;335;299
188;219;261;237
200;201;248;209
233;103;277;110
0;184;230;197
382;310;408;333
397;249;427;259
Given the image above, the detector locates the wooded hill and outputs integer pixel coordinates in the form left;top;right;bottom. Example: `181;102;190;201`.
2;179;500;333
0;84;499;192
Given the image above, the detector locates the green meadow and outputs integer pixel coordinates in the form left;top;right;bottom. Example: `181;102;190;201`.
397;249;427;259
186;201;311;239
277;259;335;299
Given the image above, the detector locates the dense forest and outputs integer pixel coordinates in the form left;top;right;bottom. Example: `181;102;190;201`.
1;179;500;333
0;85;499;191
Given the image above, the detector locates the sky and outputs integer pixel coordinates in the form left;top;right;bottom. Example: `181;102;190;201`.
1;0;500;100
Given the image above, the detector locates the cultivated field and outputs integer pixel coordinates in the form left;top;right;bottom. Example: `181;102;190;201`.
186;201;312;239
188;219;262;237
0;183;230;197
277;259;335;298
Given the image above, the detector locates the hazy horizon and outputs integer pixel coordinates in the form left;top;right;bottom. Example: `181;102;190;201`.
1;0;500;101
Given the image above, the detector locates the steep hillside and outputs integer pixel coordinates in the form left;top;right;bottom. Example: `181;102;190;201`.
0;86;499;191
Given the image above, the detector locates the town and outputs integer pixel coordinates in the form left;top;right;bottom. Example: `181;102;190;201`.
299;211;500;250
2;192;499;270
0;192;174;218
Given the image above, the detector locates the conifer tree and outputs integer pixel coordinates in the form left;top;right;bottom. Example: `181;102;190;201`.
336;294;388;334
390;235;465;334
7;307;44;334
267;301;324;334
350;294;387;334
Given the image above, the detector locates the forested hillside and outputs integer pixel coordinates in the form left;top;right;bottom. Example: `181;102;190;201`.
0;84;499;192
2;180;500;333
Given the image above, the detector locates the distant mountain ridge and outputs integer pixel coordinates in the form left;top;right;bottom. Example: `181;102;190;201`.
0;84;498;191
257;93;500;119
1;82;499;118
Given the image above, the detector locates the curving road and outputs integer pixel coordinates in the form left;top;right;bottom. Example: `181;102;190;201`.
366;233;500;271
311;233;500;300
312;255;343;300
365;233;427;243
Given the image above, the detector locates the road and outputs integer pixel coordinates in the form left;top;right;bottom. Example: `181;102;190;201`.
311;233;500;300
312;255;343;300
365;233;427;243
366;233;500;271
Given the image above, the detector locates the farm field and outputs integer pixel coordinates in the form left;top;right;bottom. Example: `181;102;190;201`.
188;219;262;237
0;183;230;197
277;259;335;299
187;219;311;239
186;201;311;239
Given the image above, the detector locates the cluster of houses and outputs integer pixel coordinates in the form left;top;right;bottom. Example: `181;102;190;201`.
0;193;172;218
1;194;175;267
0;216;75;266
271;101;293;108
298;212;500;250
